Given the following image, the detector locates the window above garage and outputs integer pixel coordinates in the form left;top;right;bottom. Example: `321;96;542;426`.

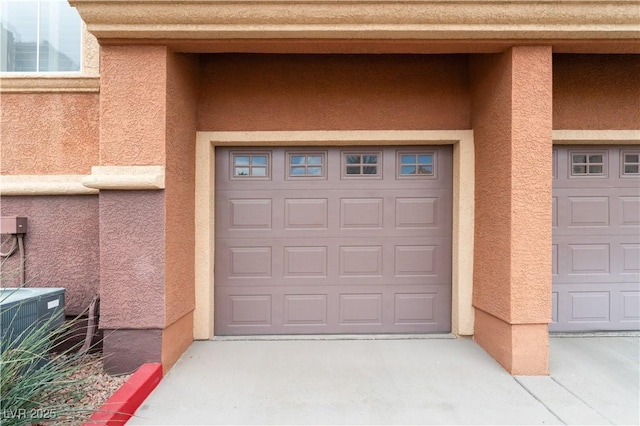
1;0;82;73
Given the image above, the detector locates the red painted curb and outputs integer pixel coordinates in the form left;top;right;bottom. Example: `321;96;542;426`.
82;363;163;426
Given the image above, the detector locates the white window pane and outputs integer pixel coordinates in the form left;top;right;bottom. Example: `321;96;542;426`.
572;155;587;164
418;155;433;164
346;155;361;164
401;165;416;175
573;165;587;174
308;156;322;165
1;1;38;72
235;156;250;166
252;156;267;166
252;167;267;176
1;0;80;73
624;164;639;174
401;155;415;165
417;165;433;175
307;167;322;175
39;0;81;72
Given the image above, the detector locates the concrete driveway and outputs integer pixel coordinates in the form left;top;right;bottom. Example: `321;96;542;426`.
128;335;639;425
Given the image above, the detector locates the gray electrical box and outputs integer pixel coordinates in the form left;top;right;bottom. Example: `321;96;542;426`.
0;216;27;234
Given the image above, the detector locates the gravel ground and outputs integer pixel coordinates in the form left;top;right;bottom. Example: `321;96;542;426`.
37;353;131;425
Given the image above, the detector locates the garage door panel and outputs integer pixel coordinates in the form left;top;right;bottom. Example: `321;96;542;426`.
621;244;640;273
228;247;273;278
554;191;638;236
339;293;383;325
568;291;611;323
340;198;384;229
284;294;328;326
217;194;451;238
394;293;439;325
285;198;329;230
567;244;610;275
215;146;452;335
228;295;273;327
621;292;640;323
553;235;639;283
284;246;328;277
215;284;451;335
218;238;451;285
550;283;640;332
567;196;610;227
553;145;640;332
620;196;640;226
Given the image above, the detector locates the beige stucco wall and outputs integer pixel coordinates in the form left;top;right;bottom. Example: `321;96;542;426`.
69;0;640;43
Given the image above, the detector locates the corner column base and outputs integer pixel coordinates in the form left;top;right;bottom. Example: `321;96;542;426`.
474;308;549;375
161;312;194;374
102;329;162;375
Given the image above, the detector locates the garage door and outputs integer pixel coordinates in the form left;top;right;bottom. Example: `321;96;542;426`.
214;146;452;335
552;146;640;332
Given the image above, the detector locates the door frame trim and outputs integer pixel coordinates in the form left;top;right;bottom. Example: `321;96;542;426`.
194;130;475;339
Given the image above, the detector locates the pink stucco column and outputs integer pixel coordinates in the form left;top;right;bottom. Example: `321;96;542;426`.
470;47;553;375
98;45;198;374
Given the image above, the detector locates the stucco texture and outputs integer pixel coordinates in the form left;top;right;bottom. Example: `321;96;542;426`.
102;329;162;375
99;45;168;166
198;54;471;131
0;93;98;175
0;195;99;315
474;310;548;375
165;52;198;328
554;54;640;130
98;191;165;330
97;48;198;371
470;51;513;319
470;47;552;374
470;48;552;324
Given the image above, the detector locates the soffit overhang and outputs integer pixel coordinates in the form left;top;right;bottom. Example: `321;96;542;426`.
69;0;640;52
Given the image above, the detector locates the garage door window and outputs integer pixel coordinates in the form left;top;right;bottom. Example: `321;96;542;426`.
231;152;270;179
287;152;326;178
571;152;606;176
622;152;639;175
398;151;436;178
343;152;381;177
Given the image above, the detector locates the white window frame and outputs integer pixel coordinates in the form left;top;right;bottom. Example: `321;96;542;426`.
1;0;84;74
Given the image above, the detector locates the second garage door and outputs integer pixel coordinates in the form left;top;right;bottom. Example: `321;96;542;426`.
215;146;452;335
552;145;640;332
